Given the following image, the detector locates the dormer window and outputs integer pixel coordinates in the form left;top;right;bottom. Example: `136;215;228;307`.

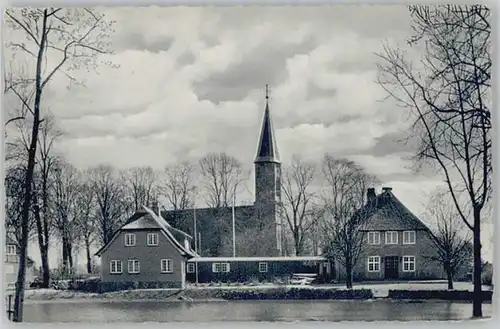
385;231;398;244
403;231;416;245
147;233;159;246
124;233;136;246
367;232;380;245
6;245;16;255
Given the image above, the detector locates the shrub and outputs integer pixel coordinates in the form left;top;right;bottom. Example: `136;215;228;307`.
97;280;181;293
482;264;493;286
388;290;493;301
221;288;373;300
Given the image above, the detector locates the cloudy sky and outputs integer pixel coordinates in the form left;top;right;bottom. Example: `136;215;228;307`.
3;5;493;265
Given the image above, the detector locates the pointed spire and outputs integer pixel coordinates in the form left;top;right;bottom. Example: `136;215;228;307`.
255;84;280;164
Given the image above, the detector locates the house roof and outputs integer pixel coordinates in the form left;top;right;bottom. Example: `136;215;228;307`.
121;211;162;230
358;188;430;231
6;235;17;245
94;206;198;258
5;235;35;266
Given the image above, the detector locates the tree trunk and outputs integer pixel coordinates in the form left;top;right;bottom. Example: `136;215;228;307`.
472;207;483;317
446;267;454;290
85;238;92;274
62;236;69;277
345;257;353;289
294;230;301;256
33;193;51;288
67;241;74;270
40;245;50;288
14;47;46;320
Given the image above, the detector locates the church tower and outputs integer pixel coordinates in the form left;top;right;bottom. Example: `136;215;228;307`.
254;85;283;256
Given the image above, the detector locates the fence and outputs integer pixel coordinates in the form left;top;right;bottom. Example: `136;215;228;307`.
6;294;14;321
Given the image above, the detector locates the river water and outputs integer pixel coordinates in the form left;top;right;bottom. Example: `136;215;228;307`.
21;299;492;322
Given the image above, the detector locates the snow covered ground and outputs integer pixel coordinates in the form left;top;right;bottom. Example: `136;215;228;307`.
353;281;493;298
187;280;492;296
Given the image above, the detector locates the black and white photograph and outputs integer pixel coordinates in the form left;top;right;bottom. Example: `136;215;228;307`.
1;3;494;323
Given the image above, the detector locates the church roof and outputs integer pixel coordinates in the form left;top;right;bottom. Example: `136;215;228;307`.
255;85;280;164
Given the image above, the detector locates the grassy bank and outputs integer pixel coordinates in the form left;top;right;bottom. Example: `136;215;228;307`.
22;285;493;303
23;286;371;302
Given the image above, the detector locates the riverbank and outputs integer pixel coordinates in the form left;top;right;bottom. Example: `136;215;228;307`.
21;283;493;304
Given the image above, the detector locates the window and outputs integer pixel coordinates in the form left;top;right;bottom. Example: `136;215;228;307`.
6;245;16;255
110;260;123;274
259;262;268;273
367;232;380;245
403;231;416;245
124;233;136;246
5;264;15;274
161;259;173;273
187;263;195;273
212;262;230;273
147;233;159;246
385;231;398;244
367;256;380;272
128;259;140;273
221;263;230;273
402;256;416;272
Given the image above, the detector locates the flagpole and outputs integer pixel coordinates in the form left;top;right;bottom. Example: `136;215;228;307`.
193;208;198;285
232;188;236;258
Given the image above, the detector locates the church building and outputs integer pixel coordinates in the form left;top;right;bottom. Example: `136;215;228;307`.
162;86;284;257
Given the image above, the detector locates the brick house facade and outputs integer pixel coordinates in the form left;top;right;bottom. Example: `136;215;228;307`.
348;187;444;281
95;206;197;288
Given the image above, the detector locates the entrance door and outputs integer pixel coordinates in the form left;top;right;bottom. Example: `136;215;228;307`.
384;256;399;280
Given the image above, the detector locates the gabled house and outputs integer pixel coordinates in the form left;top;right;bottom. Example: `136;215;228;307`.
352;187;444;281
95;206;198;289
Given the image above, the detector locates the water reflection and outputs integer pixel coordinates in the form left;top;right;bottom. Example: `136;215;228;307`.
21;300;492;323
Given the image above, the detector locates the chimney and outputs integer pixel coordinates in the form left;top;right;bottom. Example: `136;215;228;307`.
367;188;376;206
382;187;392;193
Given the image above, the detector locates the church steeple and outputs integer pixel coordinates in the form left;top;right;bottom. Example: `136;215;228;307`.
253;85;283;256
255;84;280;164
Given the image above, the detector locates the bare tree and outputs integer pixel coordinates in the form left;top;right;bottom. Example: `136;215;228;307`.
6;112;60;289
52;160;80;274
376;5;491;317
32;114;61;288
74;179;97;274
159;162;196;229
424;190;473;290
123;166;158;211
4;165;37;244
199;152;242;208
320;155;378;289
280;156;317;256
161;162;196;211
89;165;130;246
198;153;243;256
4;8;115;321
